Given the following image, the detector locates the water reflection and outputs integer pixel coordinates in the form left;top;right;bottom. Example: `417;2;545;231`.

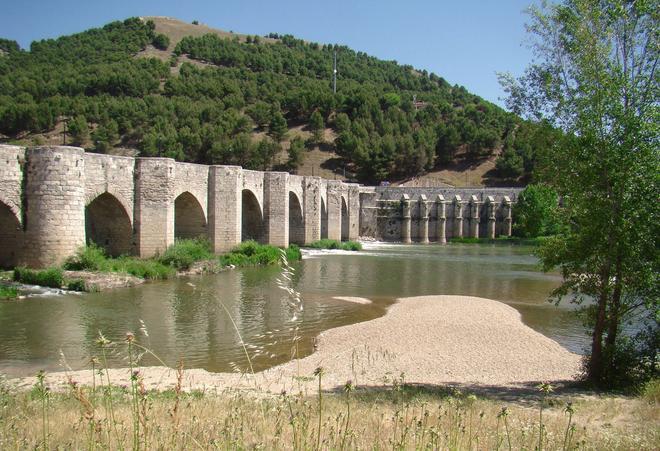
0;243;588;377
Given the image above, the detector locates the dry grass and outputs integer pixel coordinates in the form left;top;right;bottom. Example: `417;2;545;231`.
1;373;657;450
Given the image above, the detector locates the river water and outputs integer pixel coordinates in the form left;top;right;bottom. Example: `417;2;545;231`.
0;243;588;377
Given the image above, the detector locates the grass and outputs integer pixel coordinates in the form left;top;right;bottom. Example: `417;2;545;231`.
0;368;656;450
0;284;19;299
307;239;363;251
218;240;302;267
13;267;64;288
158;238;214;270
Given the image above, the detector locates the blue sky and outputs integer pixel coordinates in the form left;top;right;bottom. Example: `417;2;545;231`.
2;0;536;107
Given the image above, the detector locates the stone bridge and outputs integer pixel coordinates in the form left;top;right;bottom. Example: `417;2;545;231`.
0;145;522;268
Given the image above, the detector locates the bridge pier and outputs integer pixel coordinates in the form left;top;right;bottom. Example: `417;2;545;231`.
303;176;321;244
22;146;86;267
401;194;411;243
436;195;447;244
326;181;342;241
470;195;480;239
264;172;289;248
453;195;464;239
487;196;497;239
135;158;175;258
419;194;429;243
209;165;242;253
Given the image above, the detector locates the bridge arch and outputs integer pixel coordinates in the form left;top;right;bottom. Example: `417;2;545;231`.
288;191;305;245
320;197;328;239
242;189;264;243
0;200;23;268
174;191;207;240
85;192;134;257
341;196;349;241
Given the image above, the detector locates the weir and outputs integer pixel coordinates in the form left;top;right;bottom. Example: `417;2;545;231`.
0;145;521;267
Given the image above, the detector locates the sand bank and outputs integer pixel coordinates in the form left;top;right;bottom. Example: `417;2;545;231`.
9;296;581;393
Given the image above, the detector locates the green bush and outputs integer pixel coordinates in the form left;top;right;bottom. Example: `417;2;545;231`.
0;285;18;299
13;267;64;288
63;244;110;271
218;241;301;267
158;238;213;270
307;239;362;251
109;257;175;280
66;279;86;292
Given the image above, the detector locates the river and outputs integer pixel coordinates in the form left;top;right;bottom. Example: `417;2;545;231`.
0;243;588;377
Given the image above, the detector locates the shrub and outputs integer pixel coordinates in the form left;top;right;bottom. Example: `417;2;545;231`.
0;285;18;299
13;267;64;288
159;238;213;270
63;244;110;271
110;257;174;280
152;33;170;50
66;279;86;292
307;239;362;251
218;241;301;267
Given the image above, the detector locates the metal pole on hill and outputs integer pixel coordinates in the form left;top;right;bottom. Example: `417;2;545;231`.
333;51;337;94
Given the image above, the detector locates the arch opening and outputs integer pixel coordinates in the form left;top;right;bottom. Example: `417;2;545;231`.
85;192;134;257
288;192;305;245
242;189;264;243
175;192;207;240
341;196;349;241
320;197;328;239
0;202;22;268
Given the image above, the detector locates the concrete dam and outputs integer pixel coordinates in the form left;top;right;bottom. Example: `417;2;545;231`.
0;145;522;268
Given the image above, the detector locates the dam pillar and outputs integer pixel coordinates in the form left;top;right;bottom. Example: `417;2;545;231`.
470;195;480;238
302;176;321;244
503;196;513;236
326;181;342;241
436;194;447;244
209;165;242;253
487;196;496;239
23;146;86;267
453;195;464;239
347;184;360;241
401;194;411;244
264;172;289;247
135;157;176;257
418;194;429;243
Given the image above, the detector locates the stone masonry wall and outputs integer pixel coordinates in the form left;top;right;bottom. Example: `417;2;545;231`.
0;144;525;267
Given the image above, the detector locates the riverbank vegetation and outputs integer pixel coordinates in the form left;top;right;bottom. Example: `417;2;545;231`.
6;239;303;293
1;369;656;450
306;239;362;251
0;284;18;299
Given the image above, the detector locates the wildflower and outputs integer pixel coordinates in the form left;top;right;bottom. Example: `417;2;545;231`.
125;331;135;343
96;332;111;347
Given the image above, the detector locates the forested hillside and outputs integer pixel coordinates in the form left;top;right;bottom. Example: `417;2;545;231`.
0;17;557;184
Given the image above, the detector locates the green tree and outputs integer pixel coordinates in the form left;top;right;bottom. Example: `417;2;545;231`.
287;136;305;170
67;115;89;146
309;110;324;143
152;33;170;50
268;111;288;142
495;148;524;179
512;184;560;238
501;0;659;388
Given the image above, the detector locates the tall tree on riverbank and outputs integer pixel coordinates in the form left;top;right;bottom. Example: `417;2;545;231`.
500;0;659;387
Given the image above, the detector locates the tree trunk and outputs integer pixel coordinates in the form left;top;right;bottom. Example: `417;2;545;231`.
604;254;624;379
590;262;612;385
590;288;608;384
